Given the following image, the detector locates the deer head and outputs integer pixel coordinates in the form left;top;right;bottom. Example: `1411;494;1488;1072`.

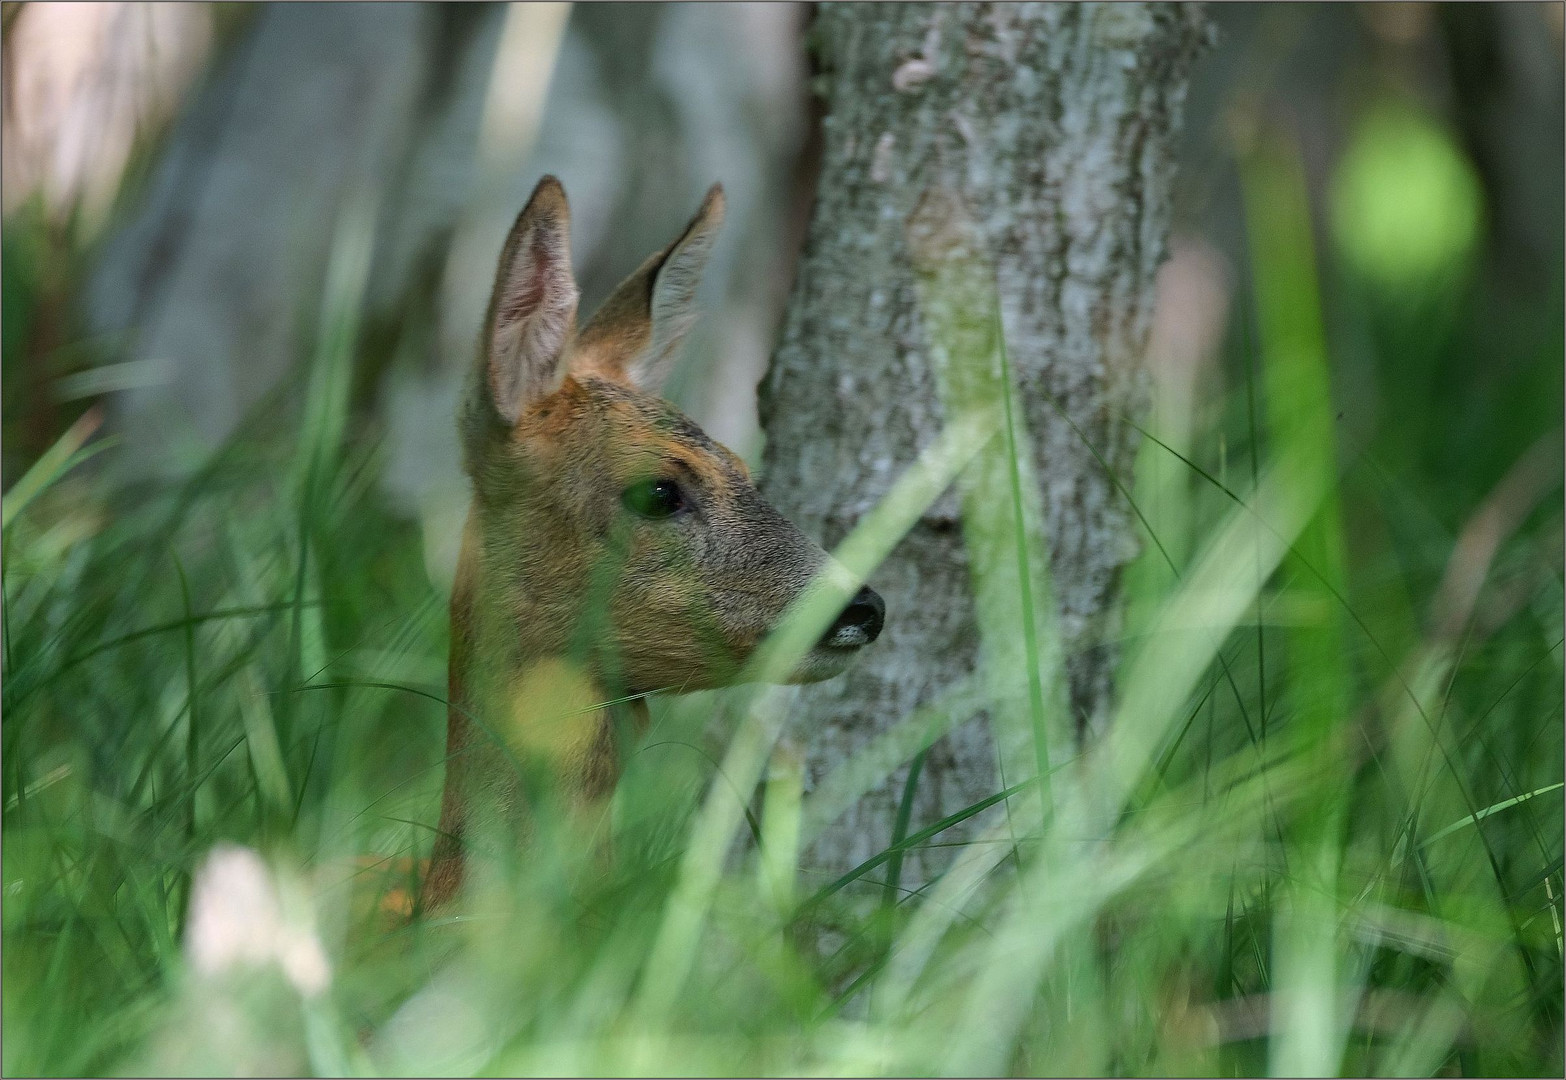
456;175;884;697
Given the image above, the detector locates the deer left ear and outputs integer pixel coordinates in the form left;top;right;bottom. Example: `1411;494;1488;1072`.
575;184;725;394
476;176;579;427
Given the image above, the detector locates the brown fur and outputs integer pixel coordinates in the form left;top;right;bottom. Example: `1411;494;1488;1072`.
424;178;877;909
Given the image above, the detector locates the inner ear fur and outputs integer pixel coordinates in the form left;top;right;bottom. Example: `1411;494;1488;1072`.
463;175;580;464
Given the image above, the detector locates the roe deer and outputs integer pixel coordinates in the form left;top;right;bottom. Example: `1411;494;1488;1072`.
424;176;884;907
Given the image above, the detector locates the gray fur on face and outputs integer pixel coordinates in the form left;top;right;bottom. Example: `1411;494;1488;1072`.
466;375;862;693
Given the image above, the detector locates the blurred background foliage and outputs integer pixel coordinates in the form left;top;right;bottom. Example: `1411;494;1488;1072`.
4;3;1558;572
2;2;1562;1075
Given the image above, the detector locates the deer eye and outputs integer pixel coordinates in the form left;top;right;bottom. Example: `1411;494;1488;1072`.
621;478;685;520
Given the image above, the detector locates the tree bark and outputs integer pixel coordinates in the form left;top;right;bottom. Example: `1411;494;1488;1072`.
759;2;1207;877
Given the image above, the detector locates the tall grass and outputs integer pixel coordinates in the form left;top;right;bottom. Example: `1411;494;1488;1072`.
3;144;1562;1075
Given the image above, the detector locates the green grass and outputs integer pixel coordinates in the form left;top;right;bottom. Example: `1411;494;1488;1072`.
3;138;1562;1075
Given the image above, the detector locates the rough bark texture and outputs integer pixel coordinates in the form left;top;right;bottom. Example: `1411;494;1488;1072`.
759;2;1207;877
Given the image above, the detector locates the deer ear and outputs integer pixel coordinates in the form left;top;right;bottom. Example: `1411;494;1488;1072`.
575;183;724;394
478;176;579;426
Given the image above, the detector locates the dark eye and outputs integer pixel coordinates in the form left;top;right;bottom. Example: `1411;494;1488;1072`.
621;478;685;520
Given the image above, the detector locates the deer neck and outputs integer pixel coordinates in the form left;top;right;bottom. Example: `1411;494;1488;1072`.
426;519;644;908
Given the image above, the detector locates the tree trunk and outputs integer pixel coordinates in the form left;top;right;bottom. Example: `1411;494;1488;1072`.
758;2;1207;877
85;3;504;474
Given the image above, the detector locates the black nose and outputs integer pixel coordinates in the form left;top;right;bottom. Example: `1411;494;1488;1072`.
821;586;885;649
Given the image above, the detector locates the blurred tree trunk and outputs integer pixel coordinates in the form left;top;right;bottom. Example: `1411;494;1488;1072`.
87;3;505;472
759;2;1207;875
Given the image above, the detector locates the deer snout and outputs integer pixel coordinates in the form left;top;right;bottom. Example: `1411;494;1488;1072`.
820;586;885;650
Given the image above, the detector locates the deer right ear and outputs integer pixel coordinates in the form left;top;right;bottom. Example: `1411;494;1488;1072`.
574;184;724;394
478;176;579;426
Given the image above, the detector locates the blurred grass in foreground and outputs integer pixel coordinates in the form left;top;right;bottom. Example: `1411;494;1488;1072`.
3;126;1563;1075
